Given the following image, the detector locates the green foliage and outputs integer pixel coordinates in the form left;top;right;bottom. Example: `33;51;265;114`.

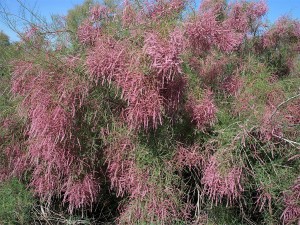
0;178;34;225
207;205;243;225
0;31;10;46
0;32;19;92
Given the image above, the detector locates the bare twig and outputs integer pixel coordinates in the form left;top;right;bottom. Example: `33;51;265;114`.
272;133;300;148
270;92;300;121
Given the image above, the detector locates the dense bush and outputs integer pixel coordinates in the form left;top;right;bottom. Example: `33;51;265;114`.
0;178;34;224
0;0;299;224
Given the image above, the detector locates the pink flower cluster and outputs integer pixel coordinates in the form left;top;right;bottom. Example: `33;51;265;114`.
185;10;243;53
226;3;249;33
260;106;283;141
174;145;203;169
144;0;185;21
263;17;300;48
122;0;137;26
187;0;267;54
124;86;163;130
63;174;99;213
281;177;300;224
89;4;109;21
0;115;28;181
22;25;39;42
144;30;186;112
0;144;28;181
186;91;217;131
222;75;243;96
144;30;184;85
86;37;127;83
199;0;224;12
248;0;268;18
77;20;100;45
77;4;110;45
104;134;149;198
86;37;164;130
201;156;243;205
190;54;228;84
11;61;35;96
12;60;98;211
286;99;300;125
103;130;192;223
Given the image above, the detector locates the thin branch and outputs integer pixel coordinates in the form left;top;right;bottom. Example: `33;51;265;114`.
272;133;300;148
270;92;300;121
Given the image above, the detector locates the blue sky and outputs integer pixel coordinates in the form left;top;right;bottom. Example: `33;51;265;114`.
1;0;300;42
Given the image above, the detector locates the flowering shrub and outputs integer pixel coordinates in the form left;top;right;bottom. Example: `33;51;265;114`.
282;177;300;224
0;0;300;224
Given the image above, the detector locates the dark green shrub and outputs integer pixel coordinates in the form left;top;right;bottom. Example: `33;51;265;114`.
0;178;34;225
